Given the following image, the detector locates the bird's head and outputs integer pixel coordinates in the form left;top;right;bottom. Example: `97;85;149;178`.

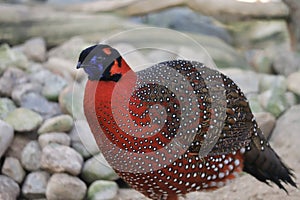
77;44;129;82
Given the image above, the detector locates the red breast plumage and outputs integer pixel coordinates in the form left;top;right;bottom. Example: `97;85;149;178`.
77;44;296;200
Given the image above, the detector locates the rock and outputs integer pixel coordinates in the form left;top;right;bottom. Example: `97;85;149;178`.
272;105;300;158
38;132;71;148
29;69;68;101
253;112;276;139
117;189;147;200
11;82;42;106
0;97;16;119
23;37;47;62
26;62;44;74
258;88;288;118
82;153;119;183
69;120;100;156
0;43;29;74
59;83;85;119
0;43;11;74
40;143;83;175
221;68;259;95
133;7;232;44
1;157;25;184
106;28;249;70
245;49;272;74
4;108;43;132
232;21;289;50
247;94;264;113
287;71;300;96
71;142;92;158
0;175;20;200
22;171;50;199
272;46;300;76
45;57;78;81
21;141;42;171
48;37;90;61
87;180;118;200
42;77;67;102
0;120;14;158
46;173;87;200
19;92;62;119
5;133;32;160
38;114;74;134
0;67;28;97
146;48;177;65
177;46;216;70
259;74;286;93
285;91;297;107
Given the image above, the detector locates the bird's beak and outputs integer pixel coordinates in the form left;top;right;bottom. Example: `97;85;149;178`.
76;62;82;69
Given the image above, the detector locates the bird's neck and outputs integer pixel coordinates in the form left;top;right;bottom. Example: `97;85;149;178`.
83;61;138;151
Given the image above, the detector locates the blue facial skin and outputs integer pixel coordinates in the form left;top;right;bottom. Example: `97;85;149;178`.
82;55;105;80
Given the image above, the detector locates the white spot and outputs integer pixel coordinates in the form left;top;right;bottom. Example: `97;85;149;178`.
234;159;240;166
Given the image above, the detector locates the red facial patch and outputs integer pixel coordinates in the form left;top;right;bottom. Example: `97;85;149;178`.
103;47;112;55
110;60;122;75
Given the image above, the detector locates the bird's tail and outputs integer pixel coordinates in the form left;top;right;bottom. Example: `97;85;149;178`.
243;127;297;193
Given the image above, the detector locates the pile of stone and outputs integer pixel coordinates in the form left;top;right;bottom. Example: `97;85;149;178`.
0;34;299;200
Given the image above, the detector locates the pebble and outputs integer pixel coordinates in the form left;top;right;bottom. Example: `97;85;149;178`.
253;112;276;139
20;92;62;119
59;83;85;119
82;153;119;184
0;120;14;158
272;105;300;153
0;67;28;97
71;142;93;158
11;82;42;106
221;68;259;94
22;171;50;199
259;74;286;93
1;157;26;184
285;91;297;107
69;120;100;156
46;173;87;200
245;49;272;74
0;43;29;73
5;133;32;160
21;141;42;171
40;143;83;175
134;7;232;44
38;114;74;134
247;94;264;113
87;180;118;200
273;46;300;76
0;97;16;119
0;175;20;200
287;71;300;96
30;69;68;101
45;57;78;81
48;36;89;61
258;89;288;117
4;107;43;132
23;37;47;62
38;132;71;148
117;189;148;200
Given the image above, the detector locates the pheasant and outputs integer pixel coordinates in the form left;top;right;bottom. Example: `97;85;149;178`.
77;44;296;200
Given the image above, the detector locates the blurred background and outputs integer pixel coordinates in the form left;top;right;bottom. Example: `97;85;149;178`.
0;0;299;199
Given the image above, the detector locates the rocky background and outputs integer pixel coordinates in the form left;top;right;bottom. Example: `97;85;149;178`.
0;0;300;200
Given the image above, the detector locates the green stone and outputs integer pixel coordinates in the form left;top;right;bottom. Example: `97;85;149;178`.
87;180;118;200
5;108;43;132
